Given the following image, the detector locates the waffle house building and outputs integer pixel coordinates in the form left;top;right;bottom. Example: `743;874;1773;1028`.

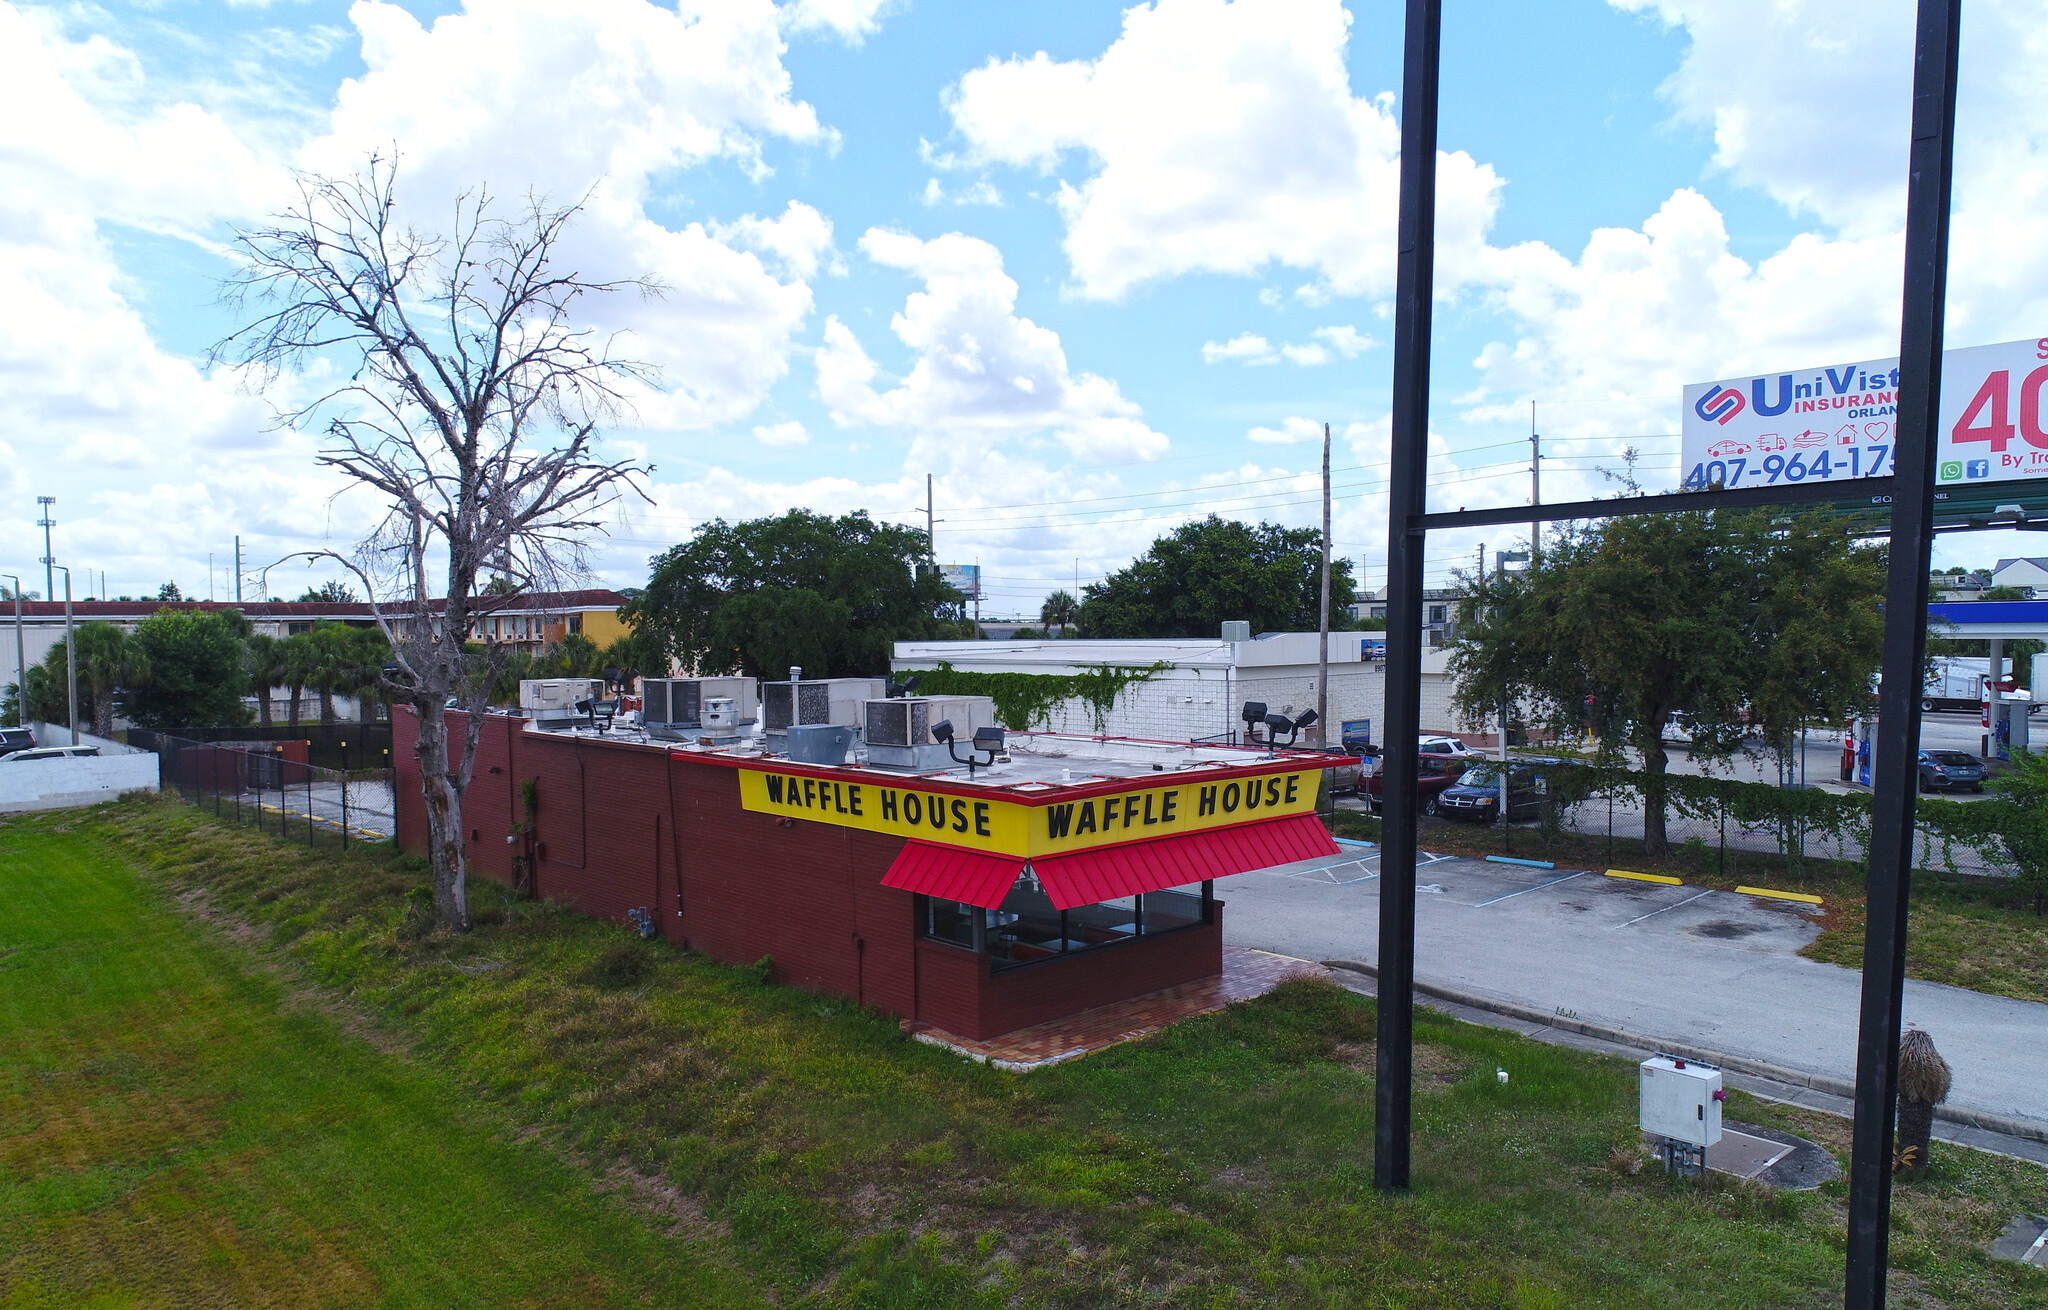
394;709;1338;1040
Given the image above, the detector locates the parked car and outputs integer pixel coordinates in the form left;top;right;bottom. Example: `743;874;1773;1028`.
1416;735;1482;758
1916;749;1986;793
1310;748;1364;796
0;745;100;762
1435;760;1559;823
1366;752;1468;815
0;727;36;759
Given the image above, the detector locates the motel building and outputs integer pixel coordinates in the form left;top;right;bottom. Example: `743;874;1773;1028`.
393;689;1339;1046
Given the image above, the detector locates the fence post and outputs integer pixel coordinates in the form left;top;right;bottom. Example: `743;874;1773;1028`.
342;775;349;852
308;772;315;848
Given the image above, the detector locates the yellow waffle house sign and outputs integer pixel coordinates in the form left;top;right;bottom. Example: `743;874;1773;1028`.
736;765;1321;858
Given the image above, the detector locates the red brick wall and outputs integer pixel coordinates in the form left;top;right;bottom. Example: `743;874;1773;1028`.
393;709;1223;1038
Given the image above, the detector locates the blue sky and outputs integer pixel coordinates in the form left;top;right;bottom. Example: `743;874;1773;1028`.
4;0;2045;612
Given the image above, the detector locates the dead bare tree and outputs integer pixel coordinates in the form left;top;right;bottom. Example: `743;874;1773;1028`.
213;152;654;930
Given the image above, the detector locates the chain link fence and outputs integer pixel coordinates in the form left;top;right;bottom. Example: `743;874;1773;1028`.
1465;761;2019;882
133;731;396;851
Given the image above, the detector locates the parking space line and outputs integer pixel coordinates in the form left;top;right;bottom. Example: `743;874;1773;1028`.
1610;888;1714;930
1473;870;1587;907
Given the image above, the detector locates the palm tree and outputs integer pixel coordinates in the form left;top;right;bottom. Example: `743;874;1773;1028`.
72;622;147;738
278;632;317;729
342;626;392;721
304;622;358;726
245;633;286;727
1040;589;1080;637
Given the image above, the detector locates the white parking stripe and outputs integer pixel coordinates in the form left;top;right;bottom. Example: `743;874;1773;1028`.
1611;888;1714;930
1473;870;1587;907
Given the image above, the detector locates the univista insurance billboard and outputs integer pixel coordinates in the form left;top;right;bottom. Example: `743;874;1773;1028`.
1682;334;2048;491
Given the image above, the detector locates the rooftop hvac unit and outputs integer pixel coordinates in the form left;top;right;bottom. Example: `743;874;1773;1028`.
520;678;606;725
762;678;885;733
642;677;759;733
863;695;998;770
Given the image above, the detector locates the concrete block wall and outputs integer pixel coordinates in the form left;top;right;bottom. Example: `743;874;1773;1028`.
1013;666;1474;747
0;750;159;813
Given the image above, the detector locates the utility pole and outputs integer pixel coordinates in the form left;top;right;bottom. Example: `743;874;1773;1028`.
4;574;22;729
1529;402;1542;563
235;536;243;603
926;474;936;562
37;495;56;601
56;566;76;745
1318;423;1332;747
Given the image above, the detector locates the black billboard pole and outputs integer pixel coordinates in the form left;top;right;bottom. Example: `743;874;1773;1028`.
1374;0;1440;1194
1847;0;1961;1304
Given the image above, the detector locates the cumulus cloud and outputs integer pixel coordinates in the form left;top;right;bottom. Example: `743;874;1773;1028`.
752;420;810;447
940;0;1502;301
304;0;840;431
816;228;1170;463
1202;334;1277;365
1461;0;2048;485
1205;326;1369;367
780;0;894;44
1248;416;1324;444
0;0;857;595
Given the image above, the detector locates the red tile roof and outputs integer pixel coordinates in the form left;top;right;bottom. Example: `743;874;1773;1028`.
0;589;627;621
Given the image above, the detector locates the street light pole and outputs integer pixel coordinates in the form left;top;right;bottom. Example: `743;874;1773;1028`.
37;495;56;602
55;566;77;745
3;574;22;729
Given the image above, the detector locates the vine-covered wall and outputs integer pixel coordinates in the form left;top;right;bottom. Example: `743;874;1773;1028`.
908;661;1168;733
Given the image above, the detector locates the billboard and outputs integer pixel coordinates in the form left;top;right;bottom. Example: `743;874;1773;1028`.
938;563;980;599
1682;334;2048;491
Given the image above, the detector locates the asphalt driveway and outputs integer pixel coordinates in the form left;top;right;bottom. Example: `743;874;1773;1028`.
1219;845;2048;1130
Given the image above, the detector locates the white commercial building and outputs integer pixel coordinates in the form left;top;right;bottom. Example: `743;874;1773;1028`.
892;632;1477;748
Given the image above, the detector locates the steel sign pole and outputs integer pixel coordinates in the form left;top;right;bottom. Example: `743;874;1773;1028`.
1374;0;1440;1194
1846;1;1960;1304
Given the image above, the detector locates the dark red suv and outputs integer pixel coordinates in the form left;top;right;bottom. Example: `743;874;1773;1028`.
1365;752;1466;816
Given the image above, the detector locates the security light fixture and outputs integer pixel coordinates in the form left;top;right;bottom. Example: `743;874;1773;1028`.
1240;701;1268;730
934;718;1004;777
886;674;921;698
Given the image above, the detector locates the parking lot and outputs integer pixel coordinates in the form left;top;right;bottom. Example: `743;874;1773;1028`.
1219;844;2048;1130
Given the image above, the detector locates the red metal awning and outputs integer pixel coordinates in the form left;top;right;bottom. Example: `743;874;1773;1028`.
880;842;1027;910
1031;814;1340;910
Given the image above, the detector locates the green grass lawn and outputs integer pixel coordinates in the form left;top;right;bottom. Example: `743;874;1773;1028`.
4;798;2046;1308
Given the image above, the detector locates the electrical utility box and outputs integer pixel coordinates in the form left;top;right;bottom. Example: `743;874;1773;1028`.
1639;1055;1723;1147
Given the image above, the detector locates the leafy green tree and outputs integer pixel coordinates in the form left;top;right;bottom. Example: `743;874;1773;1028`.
624;510;958;678
127;608;251;729
297;580;361;604
1039;590;1079;637
72;622;148;738
1983;748;2048;913
15;644;73;726
156;582;184;601
1449;510;1882;854
1078;516;1356;639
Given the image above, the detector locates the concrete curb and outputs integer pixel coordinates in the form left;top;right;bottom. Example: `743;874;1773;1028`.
1320;959;2048;1146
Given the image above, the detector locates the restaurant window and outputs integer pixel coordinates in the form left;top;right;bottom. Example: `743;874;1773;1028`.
987;873;1066;964
921;873;1213;971
923;897;976;949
